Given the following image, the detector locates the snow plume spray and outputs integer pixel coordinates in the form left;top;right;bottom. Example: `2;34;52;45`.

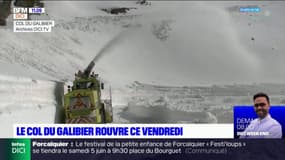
93;30;126;63
82;30;127;75
79;30;125;76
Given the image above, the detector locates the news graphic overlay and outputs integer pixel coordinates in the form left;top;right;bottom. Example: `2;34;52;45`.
13;124;233;139
0;139;31;160
13;8;28;20
1;139;285;160
3;124;285;160
13;7;54;32
234;106;285;138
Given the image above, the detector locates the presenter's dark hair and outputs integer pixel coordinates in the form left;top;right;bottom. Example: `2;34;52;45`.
253;92;270;104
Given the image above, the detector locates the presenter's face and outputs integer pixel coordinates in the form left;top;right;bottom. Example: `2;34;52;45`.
254;97;270;119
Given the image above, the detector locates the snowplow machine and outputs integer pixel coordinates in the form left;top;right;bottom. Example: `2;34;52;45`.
64;61;113;124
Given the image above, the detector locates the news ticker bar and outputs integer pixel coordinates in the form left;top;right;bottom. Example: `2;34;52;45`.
13;124;234;139
1;139;285;160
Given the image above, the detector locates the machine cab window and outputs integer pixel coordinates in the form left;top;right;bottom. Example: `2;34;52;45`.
76;82;95;89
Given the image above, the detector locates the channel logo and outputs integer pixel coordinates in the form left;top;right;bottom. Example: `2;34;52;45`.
13;8;28;14
12;147;26;154
13;13;28;20
11;142;26;154
13;7;28;20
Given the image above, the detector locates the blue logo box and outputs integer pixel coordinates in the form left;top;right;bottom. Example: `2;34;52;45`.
233;106;285;138
239;7;261;13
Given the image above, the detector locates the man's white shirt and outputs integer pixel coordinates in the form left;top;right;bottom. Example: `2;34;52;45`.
240;114;282;138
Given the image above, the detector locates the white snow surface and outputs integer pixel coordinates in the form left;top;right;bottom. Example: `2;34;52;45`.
0;1;285;137
0;75;60;137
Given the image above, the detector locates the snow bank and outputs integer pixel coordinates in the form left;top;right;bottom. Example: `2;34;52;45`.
0;75;63;137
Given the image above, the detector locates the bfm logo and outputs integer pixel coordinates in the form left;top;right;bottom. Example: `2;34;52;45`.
12;147;26;154
13;8;28;20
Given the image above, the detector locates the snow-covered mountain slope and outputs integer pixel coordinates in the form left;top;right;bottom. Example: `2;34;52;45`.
120;81;285;124
0;1;285;137
2;1;285;86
